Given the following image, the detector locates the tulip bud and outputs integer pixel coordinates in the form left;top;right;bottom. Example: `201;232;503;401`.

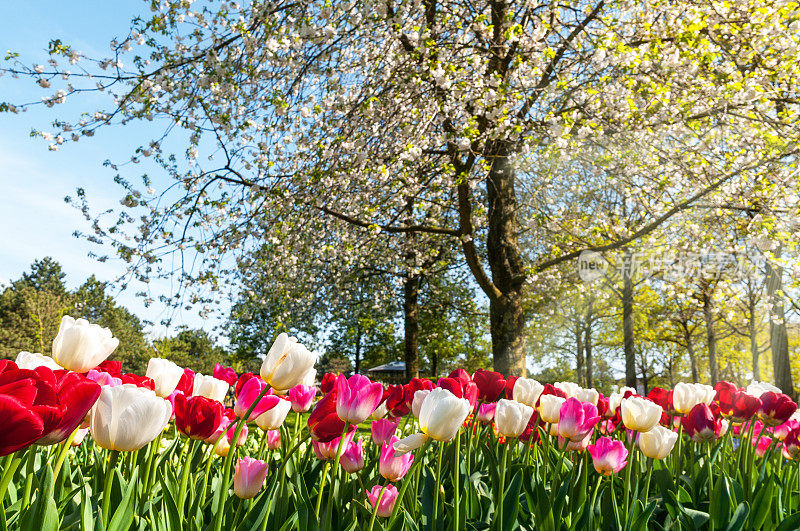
193;373;229;402
512;378;545;407
266;429;281;450
52;316;119;373
340;437;365;473
89;384;172;451
538;394;566;424
288;384;317;412
146;358;185;398
472;369;506;402
411;389;431;418
234;377;273;420
495;399;533;438
379;435;414;481
576;387;599;406
393;433;429;456
638;425;678;459
418;387;470;442
313;425;356;460
758;392;798;426
587;436;628;475
371;418;399;447
174;394;225;440
367;484;399;518
15;351;62;371
753;435;772;458
783;429;800;460
71;428;89;447
476;402;497;424
682;403;723;442
234;457;269;499
86;369;122;387
554;381;581;399
260;333;317;392
254;396;292;430
620;396;662;433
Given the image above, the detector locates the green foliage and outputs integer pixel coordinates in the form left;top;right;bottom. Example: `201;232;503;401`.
153;329;228;375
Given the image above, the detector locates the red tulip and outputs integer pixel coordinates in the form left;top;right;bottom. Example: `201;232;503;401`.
757;392;797;426
647;388;674;415
174;393;225;440
437;377;478;407
519;410;541;443
37;369;102;445
408;377;435;394
308;390;346;442
234;372;256;398
320;373;337;394
95;360;122;378
171;368;194;396
682;403;723;442
473;369;506;402
120;373;155;391
504;375;518;399
213;363;238;386
385;385;412;417
541;383;568;400
717;386;761;423
783;428;800;460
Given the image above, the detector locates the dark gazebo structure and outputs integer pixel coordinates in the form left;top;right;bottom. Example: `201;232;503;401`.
367;361;406;384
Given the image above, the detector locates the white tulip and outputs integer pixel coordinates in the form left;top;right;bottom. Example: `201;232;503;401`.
673;382;715;414
512;378;545;407
393;433;429;456
495;399;533;438
418;387;470;442
146;358;185;398
371;402;388;420
193;373;229;402
89;384;172;451
554;381;581;399
747;381;780;398
260;333;317;391
52;316;119;372
15;351;62;371
576;387;599;405
411;389;431;418
638;425;678;459
538;394;566;424
621;396;662;432
254;398;292;430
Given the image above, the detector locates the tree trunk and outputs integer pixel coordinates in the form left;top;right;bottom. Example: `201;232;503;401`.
431;350;438;378
702;288;718;385
354;322;361;374
683;324;699;383
575;325;584;386
403;273;420;380
585;324;594;389
749;297;760;381
622;253;636;388
766;255;794;397
485;142;527;376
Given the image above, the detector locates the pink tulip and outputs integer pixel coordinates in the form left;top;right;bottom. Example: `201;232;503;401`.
288;384;317;412
313;425;357;460
214;363;238;386
340;437;365;473
367;484;399;518
233;457;269;499
86;369;122;387
476;402;497;424
379;435;414;481
335;374;384;424
234;377;274;420
773;420;800;441
752;435;773;457
559;433;591;452
587;436;628;475
558;397;600;442
371;418;399;447
266;430;281;450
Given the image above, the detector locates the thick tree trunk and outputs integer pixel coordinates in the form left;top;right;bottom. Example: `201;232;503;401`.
575;326;584;386
683;325;699;383
702;289;719;385
485;143;527;376
622;254;636;388
403;273;420;380
766;256;794;396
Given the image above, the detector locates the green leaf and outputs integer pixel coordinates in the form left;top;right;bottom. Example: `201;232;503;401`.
724;502;749;531
20;464;59;531
80;483;94;531
501;472;522;531
709;475;731;528
750;477;775;530
631;500;658;531
108;467;139;531
775;511;800;531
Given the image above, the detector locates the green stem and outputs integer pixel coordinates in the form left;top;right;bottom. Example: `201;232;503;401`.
611;475;621;529
177;438;197;513
367;484;388;531
589;474;603;526
102;450;119;528
706;444;714;531
623;435;635;517
52;428;80;487
315;461;331;519
198;436;221;510
213;384;270;531
496;442;508;529
433;441;445;526
642;458;654;503
293;411;301;442
454;431;461;531
388;438;431;523
22;447;36;509
323;422;351;531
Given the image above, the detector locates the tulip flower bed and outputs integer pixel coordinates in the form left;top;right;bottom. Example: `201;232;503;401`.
3;318;800;530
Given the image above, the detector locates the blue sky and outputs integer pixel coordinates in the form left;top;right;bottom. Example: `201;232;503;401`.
0;1;223;338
